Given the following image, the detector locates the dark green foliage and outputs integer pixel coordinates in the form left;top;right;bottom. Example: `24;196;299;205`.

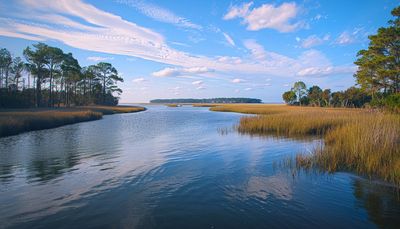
283;83;371;108
282;91;296;104
0;43;123;108
150;98;262;104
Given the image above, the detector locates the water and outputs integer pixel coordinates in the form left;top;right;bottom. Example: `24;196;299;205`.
0;105;399;229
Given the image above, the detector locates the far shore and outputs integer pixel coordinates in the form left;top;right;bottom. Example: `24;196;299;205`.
0;105;146;138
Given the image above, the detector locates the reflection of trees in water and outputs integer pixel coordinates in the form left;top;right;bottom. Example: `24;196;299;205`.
0;165;15;182
27;153;80;182
26;128;81;182
353;179;400;229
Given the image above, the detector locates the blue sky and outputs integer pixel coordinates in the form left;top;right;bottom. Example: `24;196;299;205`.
0;0;398;103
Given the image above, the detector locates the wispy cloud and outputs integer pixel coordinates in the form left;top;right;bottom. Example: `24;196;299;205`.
301;34;329;48
223;2;305;32
152;67;211;77
335;31;354;45
116;0;202;30
232;78;245;83
87;56;114;62
192;80;203;85
132;77;146;83
222;32;235;46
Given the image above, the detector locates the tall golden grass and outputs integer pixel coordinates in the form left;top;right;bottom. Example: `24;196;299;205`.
0;106;146;137
210;104;400;185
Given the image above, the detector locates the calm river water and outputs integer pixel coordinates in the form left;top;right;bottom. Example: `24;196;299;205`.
0;105;399;229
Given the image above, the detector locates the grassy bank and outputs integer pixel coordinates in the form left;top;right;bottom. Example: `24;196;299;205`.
0;106;146;137
209;104;400;185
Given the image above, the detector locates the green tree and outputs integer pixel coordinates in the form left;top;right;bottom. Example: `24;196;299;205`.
354;6;400;97
322;89;331;107
11;57;25;90
23;43;48;107
292;81;307;105
282;90;297;105
43;45;64;107
93;62;123;104
0;48;13;89
308;85;323;106
61;53;81;106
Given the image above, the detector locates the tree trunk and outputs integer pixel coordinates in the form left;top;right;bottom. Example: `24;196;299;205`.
36;75;41;107
49;67;53;107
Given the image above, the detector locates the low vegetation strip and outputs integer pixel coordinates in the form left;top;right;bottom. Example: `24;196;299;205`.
78;106;146;114
209;104;400;186
0;106;146;137
0;110;102;137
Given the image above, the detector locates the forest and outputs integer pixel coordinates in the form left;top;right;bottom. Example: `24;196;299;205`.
0;43;123;108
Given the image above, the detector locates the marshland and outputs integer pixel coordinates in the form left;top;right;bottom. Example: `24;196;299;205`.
1;2;400;229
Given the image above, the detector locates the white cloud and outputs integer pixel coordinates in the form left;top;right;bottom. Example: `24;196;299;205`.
192;80;203;85
117;0;202;30
196;85;205;90
232;78;245;83
152;66;211;77
295;37;301;42
87;56;114;62
132;77;146;83
336;31;354;45
152;67;177;77
244;87;253;91
301;34;329;48
297;65;357;77
222;32;235;46
223;2;304;32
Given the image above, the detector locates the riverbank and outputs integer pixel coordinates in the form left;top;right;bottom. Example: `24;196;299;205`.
208;104;400;186
0;106;146;138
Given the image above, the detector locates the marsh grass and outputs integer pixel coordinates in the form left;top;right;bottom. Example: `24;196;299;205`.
0;110;102;137
210;104;400;185
166;104;179;107
0;105;145;137
78;105;146;114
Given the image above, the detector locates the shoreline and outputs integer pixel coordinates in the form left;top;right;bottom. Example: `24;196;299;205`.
0;106;146;138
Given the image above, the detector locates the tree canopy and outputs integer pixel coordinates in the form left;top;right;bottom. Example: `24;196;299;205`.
0;43;124;108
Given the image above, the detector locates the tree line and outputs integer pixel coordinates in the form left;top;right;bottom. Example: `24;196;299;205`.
0;43;123;108
283;6;400;112
150;98;262;104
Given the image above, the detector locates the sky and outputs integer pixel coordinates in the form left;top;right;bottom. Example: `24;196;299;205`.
0;0;398;103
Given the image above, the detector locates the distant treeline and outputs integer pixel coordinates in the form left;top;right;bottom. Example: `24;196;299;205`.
0;43;123;108
150;98;262;104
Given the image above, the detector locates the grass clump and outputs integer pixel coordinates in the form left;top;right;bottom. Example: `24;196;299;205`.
166;104;179;107
210;104;400;185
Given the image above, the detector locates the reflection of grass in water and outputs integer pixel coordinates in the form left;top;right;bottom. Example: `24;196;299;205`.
166;104;179;107
0;106;145;137
210;104;400;186
192;103;220;107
